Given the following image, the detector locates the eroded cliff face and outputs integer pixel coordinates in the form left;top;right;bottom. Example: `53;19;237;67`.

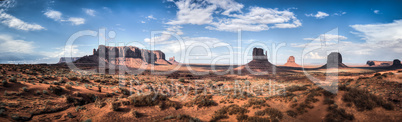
320;52;348;68
75;45;171;67
93;45;168;64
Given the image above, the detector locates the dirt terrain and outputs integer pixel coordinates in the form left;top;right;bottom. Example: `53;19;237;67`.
0;63;401;122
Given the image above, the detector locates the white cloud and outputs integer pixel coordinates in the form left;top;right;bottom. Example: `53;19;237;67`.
373;10;380;14
167;0;301;32
306;52;326;59
50;45;84;58
306;11;329;19
44;9;85;26
205;0;243;15
293;20;402;63
161;36;229;53
167;0;216;25
102;7;112;13
207;7;301;31
67;17;85;25
144;26;183;44
146;15;156;20
303;34;347;42
44;10;62;21
333;11;346;16
141;21;145;23
83;8;96;16
0;34;34;53
0;10;45;31
350;19;402;44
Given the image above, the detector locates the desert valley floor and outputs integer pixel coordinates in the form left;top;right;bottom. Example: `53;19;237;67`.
0;63;401;122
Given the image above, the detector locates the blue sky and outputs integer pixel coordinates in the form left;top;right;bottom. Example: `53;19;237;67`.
1;0;402;65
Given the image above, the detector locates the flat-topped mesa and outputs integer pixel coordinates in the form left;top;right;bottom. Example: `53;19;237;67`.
252;48;268;60
75;45;171;67
93;45;168;64
321;52;348;68
366;60;393;66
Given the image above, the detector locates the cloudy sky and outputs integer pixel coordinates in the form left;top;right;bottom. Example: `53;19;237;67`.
1;0;402;65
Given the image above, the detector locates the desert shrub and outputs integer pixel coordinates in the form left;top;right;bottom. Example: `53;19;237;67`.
22;87;28;92
158;100;182;110
286;110;297;117
0;108;6;116
178;78;188;83
244;98;270;108
322;90;335;97
94;98;106;108
246;116;271;122
286;85;308;92
35;90;41;95
210;104;249;122
81;78;90;83
43;90;48;94
111;102;121;111
11;114;31;121
83;119;92;122
52;81;60;85
48;85;64;95
1;80;8;87
323;98;335;105
2;90;7;96
59;78;66;83
325;107;354;122
119;87;130;95
65;95;75;103
236;114;248;121
84;84;89;89
129;93;168;107
130;109;141;118
68;77;78;81
75;106;86;112
184;95;217;107
374;73;381;77
163;114;201;122
254;108;283;121
342;87;394;111
65;84;72;90
9;77;16;83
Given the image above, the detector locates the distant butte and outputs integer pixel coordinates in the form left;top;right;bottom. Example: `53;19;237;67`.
74;45;171;67
235;47;279;74
320;52;348;68
284;56;300;67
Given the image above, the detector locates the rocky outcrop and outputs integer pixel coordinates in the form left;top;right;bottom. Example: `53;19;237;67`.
235;47;277;74
284;56;300;67
320;52;348;68
252;48;267;60
168;56;179;65
366;61;393;66
75;45;171;67
391;59;402;68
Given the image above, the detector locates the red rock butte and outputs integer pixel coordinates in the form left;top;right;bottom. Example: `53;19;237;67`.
236;48;277;74
284;56;300;67
75;45;171;67
168;56;179;65
391;59;402;68
320;52;348;68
